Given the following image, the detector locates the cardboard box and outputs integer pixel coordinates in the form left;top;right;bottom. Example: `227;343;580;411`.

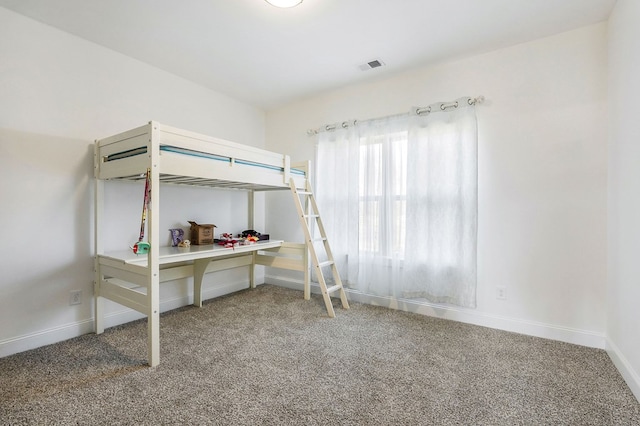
188;221;216;245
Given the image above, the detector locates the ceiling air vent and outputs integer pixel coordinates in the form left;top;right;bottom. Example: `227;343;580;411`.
358;59;385;71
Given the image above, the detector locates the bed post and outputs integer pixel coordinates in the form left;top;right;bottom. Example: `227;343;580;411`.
248;189;256;289
94;142;105;334
147;121;161;367
283;155;291;186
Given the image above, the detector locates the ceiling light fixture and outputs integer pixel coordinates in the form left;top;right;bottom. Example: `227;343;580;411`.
265;0;302;8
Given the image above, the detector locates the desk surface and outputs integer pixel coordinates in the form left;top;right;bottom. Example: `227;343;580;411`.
99;240;284;266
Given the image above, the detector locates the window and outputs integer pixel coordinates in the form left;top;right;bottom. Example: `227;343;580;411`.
315;99;477;307
358;133;407;257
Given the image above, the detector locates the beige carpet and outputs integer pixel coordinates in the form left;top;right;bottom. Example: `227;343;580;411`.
1;284;639;425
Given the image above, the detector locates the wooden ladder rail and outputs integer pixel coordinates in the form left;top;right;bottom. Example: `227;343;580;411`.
289;178;349;317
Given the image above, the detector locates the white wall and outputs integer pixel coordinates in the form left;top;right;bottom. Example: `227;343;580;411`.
607;0;640;401
265;23;608;348
0;7;266;357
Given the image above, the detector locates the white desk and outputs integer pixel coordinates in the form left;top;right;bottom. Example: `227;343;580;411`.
94;240;306;365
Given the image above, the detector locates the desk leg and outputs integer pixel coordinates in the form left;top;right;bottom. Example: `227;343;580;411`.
250;251;256;289
148;305;160;367
95;296;104;334
94;266;105;333
193;259;210;307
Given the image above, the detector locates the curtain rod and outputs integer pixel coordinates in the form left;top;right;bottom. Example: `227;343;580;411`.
307;95;485;136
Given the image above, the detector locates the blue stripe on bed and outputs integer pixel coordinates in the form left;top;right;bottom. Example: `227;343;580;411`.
160;146;230;163
105;145;305;176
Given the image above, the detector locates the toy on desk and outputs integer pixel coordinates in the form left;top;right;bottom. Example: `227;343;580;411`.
169;228;185;247
241;229;260;238
177;239;191;248
132;168;151;255
241;229;269;241
219;233;238;249
244;235;259;244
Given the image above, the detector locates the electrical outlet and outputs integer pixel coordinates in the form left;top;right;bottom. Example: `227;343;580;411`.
496;286;507;300
70;290;82;305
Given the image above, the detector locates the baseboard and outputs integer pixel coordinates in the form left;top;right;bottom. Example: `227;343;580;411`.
0;280;253;359
606;338;640;402
0;318;96;359
266;274;606;349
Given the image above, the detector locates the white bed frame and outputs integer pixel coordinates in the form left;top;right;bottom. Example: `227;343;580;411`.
94;121;311;366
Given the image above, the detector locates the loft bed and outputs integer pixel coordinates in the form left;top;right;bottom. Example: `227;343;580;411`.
96;121;307;189
94;121;312;366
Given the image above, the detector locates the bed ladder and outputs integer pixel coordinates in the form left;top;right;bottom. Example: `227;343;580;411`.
289;178;350;317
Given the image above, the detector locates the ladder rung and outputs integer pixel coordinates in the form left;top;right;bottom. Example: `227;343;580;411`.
297;191;312;195
325;284;342;294
311;237;327;243
316;260;334;268
304;214;320;218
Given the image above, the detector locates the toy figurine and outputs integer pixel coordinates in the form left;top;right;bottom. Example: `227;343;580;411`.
219;233;237;249
169;228;185;247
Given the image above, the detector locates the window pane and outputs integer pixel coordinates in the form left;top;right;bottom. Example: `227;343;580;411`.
359;143;382;197
358;132;407;256
359;200;379;252
394;139;407;196
393;199;406;254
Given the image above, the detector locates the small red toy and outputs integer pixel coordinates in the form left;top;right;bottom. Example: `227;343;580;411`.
219;233;237;249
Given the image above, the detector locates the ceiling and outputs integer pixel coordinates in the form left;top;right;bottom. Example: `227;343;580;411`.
0;0;616;110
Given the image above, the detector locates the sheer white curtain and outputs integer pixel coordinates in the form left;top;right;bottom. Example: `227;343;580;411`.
314;123;359;283
316;98;477;308
401;101;478;307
